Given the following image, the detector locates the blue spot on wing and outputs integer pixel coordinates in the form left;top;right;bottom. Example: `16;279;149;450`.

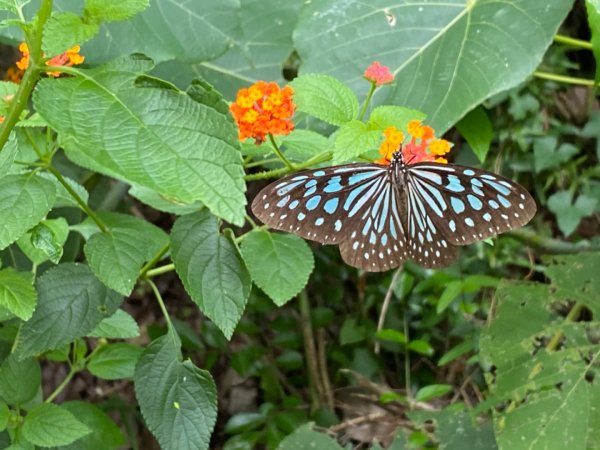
451;197;465;213
324;198;339;214
446;175;465;192
306;196;321;210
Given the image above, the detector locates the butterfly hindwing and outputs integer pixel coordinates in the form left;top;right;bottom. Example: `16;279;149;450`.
251;164;388;245
406;163;537;247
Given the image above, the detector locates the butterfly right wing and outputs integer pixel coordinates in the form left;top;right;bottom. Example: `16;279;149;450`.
251;164;389;245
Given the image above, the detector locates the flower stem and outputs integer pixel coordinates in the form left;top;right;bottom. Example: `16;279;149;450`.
245;150;332;181
533;71;595;87
146;277;174;331
268;133;294;170
358;82;376;121
554;34;593;50
145;263;175;278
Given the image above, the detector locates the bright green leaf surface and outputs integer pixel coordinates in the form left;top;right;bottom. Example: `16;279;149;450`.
407;340;434;356
290;74;359;126
295;0;573;132
368;105;427;130
22;403;90;447
17;218;69;265
81;212;169;295
33;56;246;225
0;174;56;250
87;309;140;339
0;268;36;321
333;120;382;163
58;401;125;450
87;343;143;380
171;211;251;339
240;230;314;306
85;0;149;22
14;263;122;359
0;355;40;405
42;11;99;56
134;333;217;450
415;384;452;402
455;106;493;162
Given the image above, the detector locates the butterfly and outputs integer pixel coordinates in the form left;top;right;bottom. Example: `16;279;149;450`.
251;149;536;271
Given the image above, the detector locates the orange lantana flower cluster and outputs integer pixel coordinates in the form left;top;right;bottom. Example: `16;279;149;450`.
230;81;295;144
16;42;85;78
375;121;451;165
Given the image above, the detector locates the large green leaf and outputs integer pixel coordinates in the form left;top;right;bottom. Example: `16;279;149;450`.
171;211;251;339
0;268;36;321
0;355;40;405
58;401;125;450
87;343;143;380
134;333;217;450
82;212;169;295
33;56;246;225
294;0;573;132
87;308;139;339
240;230;314;306
22;403;90;447
14;263;123;359
0;174;56;250
480;253;600;449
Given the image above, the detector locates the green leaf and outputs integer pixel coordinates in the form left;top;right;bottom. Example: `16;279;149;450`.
87;343;143;380
17;218;69;265
33;56;246;226
0;402;9;431
279;129;329;162
533;136;578;173
333;120;382;163
0;174;56;250
480;253;600;449
276;423;343;450
87;309;139;339
84;0;149;22
407;340;434;356
14;263;123;359
436;280;463;314
240;230;314;306
0;268;36;321
295;0;572;132
43;12;99;56
37;173;90;209
587;0;600;85
340;318;367;345
455;106;493;162
547;190;597;236
134;333;217;450
375;329;407;345
290;74;359;126
58;401;125;450
22;403;90;447
171;211;251;339
415;384;453;402
83;212;169;295
128;184;203;215
0;355;40;405
368;106;427;130
438;341;473;367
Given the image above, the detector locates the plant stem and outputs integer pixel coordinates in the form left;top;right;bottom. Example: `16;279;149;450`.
533;71;595;87
268;133;294;170
245;150;332;181
404;314;412;405
146;277;174;331
245;157;281;168
374;268;402;354
358;82;376;121
298;289;324;411
145;263;175;278
546;303;584;351
507;228;600;254
139;243;170;278
45;367;76;403
554;34;593;50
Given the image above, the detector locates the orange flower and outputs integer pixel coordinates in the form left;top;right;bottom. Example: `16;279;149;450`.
364;61;394;86
16;42;85;77
4;66;23;83
230;81;295;144
375;121;451;165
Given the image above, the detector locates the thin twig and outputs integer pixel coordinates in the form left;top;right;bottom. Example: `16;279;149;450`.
375;268;402;354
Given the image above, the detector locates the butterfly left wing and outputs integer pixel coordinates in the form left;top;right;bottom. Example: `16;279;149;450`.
406;163;536;249
251;164;388;245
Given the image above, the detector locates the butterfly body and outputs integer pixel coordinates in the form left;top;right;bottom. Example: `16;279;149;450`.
251;150;536;271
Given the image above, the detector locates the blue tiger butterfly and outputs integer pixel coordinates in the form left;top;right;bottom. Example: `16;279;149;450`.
251;149;536;271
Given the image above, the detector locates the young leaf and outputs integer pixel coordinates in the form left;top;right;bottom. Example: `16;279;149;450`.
134;333;217;450
0;174;56;251
33;56;247;226
0;355;40;405
22;403;90;447
368;106;427;130
455;106;493;162
547;191;597;236
84;221;168;296
59;401;125;450
415;384;453;402
290;74;359;126
42;12;99;56
333;120;382;163
14;263;123;359
87;343;143;380
171;211;251;339
17;218;69;265
0;268;36;321
85;0;149;22
240;230;314;306
87;309;139;339
407;340;434;356
438;341;473;367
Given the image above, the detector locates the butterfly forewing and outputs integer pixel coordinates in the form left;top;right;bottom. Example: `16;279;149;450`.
251;165;388;245
407;163;537;248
